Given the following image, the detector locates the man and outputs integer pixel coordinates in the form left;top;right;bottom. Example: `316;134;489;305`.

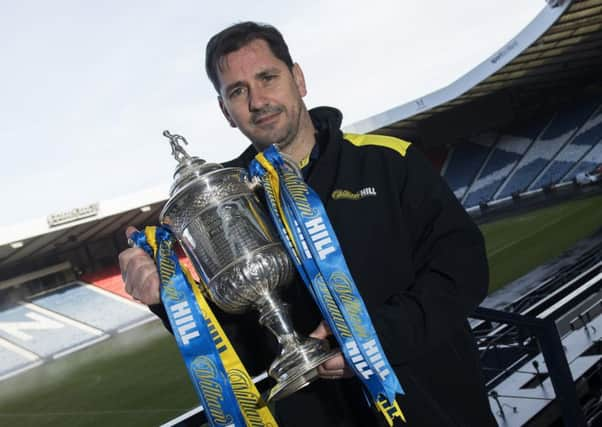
119;22;497;426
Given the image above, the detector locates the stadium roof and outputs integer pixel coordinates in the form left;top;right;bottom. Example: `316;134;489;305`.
0;186;168;278
2;0;602;276
344;0;602;146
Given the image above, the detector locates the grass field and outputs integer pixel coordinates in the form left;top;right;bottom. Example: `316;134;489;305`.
1;195;601;426
480;194;602;292
0;322;195;426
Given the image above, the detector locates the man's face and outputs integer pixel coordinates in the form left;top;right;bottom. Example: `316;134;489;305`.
216;39;307;152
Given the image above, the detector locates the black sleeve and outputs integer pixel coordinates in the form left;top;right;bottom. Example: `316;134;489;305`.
149;303;172;332
372;146;489;364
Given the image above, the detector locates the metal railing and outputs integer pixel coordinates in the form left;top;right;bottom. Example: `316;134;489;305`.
472;307;588;427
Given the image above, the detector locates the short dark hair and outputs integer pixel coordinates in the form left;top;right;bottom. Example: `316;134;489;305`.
205;21;294;93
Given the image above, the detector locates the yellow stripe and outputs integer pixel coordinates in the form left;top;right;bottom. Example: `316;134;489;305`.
146;226;158;258
298;154;310;169
144;227;278;426
376;397;406;425
255;153;298;256
343;133;411;157
253;155;406;426
189;273;277;426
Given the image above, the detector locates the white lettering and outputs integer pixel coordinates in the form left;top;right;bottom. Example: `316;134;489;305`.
369;353;382;364
304;217;335;260
361;340;391;379
315;237;335;260
311;230;329;241
346;340;360;355
170;301;199;345
375;361;390;380
171;301;191;319
175;315;193;326
345;340;374;379
356;361;374;379
351;354;364;363
178;323;200;345
363;339;379;357
305;217;326;235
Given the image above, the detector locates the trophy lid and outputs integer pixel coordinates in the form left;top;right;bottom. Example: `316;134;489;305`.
163;130;223;196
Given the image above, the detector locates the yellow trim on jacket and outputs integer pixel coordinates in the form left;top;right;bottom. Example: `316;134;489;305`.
343;133;411;157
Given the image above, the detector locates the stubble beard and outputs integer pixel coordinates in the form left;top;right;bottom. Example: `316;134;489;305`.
249;103;303;153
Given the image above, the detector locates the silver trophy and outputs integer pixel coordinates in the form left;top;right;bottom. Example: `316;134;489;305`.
159;131;337;401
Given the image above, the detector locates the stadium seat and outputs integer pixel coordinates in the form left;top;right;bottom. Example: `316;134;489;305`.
462;119;544;207
531;103;602;188
497;100;598;199
565;140;602;181
443;135;494;200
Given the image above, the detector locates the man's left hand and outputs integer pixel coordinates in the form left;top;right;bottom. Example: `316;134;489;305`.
309;321;354;379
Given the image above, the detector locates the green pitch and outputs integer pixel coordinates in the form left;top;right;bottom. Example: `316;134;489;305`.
480;194;602;293
0;322;196;426
1;194;601;426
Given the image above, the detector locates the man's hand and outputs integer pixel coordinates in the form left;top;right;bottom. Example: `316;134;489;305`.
118;226;160;305
309;321;354;379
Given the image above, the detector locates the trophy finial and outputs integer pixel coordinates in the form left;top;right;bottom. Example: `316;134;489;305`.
163;130;192;163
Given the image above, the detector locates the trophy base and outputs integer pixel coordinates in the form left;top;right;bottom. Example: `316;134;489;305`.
267;340;339;402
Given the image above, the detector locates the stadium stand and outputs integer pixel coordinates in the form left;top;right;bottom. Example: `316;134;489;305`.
0;281;154;381
462;117;548;207
439;95;602;208
443;134;494;199
531;103;602;188
0;192;166;381
496;98;600;199
30;283;152;332
565;139;602;182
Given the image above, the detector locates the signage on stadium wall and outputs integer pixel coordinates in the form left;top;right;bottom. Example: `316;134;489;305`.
490;40;519;65
47;203;99;227
546;0;565;7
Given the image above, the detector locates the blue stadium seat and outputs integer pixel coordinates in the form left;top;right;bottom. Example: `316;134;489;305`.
461;120;545;207
532;105;602;188
443;142;490;199
565;141;602;181
497;100;598;198
464;148;520;207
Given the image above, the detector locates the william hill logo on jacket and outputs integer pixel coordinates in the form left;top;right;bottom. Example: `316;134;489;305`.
331;187;377;201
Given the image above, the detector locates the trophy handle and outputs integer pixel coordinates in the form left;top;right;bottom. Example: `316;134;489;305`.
128;231;211;300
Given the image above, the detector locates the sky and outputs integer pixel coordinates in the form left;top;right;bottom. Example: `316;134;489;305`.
0;1;543;227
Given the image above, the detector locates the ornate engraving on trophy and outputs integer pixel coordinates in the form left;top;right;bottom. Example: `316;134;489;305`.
160;131;337;401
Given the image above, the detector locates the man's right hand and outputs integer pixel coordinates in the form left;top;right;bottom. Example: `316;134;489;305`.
118;226;161;305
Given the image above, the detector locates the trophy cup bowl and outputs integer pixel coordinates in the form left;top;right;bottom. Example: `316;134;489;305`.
159;131;337;401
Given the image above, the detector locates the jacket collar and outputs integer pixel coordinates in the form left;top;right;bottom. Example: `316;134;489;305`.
310;106;343;133
306;107;343;206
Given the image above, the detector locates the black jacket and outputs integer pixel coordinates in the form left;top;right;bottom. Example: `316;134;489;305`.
153;107;496;426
